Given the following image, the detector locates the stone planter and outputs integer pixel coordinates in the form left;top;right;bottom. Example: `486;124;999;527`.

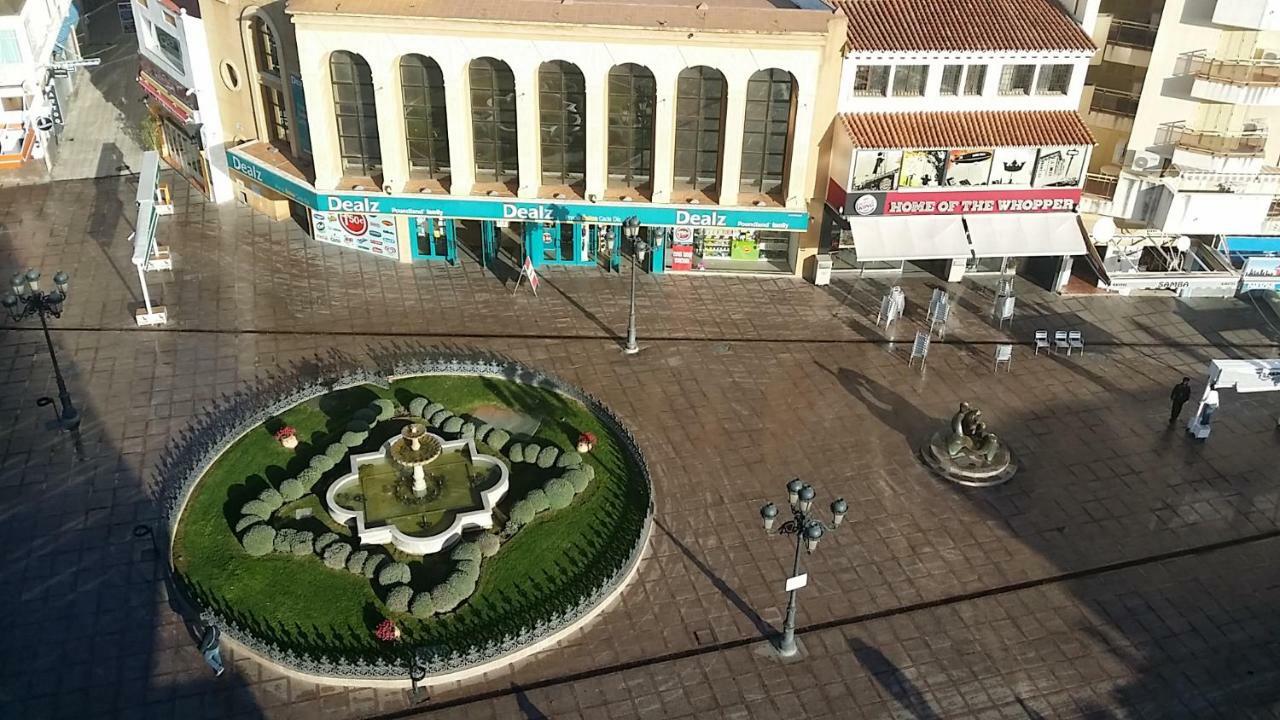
279;435;299;450
576;440;593;453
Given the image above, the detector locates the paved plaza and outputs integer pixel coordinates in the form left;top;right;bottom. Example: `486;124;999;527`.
2;175;1280;719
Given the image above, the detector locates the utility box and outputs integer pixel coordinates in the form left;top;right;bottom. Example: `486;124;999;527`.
813;254;833;286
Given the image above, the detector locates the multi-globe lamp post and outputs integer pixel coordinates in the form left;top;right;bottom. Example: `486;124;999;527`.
2;269;80;431
760;479;848;657
622;216;648;355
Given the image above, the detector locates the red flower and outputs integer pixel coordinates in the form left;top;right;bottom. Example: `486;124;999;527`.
274;426;297;441
578;431;597;446
374;619;399;642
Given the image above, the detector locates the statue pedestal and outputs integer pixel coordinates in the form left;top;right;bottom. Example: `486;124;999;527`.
412;465;427;495
919;431;1017;487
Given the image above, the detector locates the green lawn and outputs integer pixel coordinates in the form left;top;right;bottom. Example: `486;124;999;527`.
172;376;649;658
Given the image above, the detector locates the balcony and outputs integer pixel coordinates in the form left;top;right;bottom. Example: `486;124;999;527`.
1172;129;1268;173
1083;172;1119;200
1188;55;1280;105
1213;0;1280;30
1084;87;1140;131
1103;20;1157;67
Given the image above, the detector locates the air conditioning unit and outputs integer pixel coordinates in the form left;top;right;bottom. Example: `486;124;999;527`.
1255;48;1280;62
1130;151;1161;172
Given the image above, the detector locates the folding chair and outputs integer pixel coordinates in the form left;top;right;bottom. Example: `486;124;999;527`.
1068;330;1084;355
1053;330;1070;355
1034;330;1050;355
994;344;1013;373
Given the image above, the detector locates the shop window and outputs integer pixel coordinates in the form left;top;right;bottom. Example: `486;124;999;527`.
964;65;987;95
607;63;656;190
999;64;1035;95
154;25;184;74
891;65;928;97
401;54;450;178
940;65;962;96
469;57;518;184
740;68;795;197
852;65;889;97
1;96;22;112
330;51;382;176
0;30;18;65
251;17;280;77
538;60;586;188
1035;64;1073;95
673;66;725;194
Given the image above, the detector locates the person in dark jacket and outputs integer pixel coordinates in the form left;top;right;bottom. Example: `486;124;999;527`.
1170;377;1192;424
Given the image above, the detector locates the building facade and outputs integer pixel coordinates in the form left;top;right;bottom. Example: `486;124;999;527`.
0;0;81;171
823;0;1101;290
222;0;844;276
1078;0;1280;294
131;0;232;201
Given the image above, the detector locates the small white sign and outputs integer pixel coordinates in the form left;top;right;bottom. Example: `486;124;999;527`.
784;573;808;592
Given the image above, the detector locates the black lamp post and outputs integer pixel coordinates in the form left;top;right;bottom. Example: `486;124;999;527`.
622;216;648;355
759;479;847;657
2;269;79;431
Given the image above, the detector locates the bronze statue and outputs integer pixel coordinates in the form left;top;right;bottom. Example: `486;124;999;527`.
924;402;1016;486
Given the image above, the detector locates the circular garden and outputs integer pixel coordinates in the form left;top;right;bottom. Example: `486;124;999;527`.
165;356;652;681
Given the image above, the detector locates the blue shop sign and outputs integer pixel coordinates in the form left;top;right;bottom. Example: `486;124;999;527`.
227;149;809;231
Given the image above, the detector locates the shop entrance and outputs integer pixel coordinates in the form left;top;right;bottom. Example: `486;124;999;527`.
409;218;457;263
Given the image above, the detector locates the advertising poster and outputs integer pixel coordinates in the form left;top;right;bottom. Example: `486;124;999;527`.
1240;256;1280;291
311;211;400;260
851;149;902;191
671;226;695;271
898;150;947;188
1033;146;1085;187
990;148;1036;186
944;149;994;187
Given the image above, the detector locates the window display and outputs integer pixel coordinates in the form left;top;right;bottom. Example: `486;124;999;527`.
665;228;793;272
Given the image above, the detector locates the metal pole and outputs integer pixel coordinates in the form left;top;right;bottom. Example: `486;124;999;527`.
777;521;803;657
37;305;79;430
137;264;154;315
624;243;639;354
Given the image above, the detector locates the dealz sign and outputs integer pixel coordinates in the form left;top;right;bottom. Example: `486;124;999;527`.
846;188;1082;217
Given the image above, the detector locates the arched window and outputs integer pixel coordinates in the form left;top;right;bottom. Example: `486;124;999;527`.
400;55;450;178
607;63;655;190
330;51;381;176
469;57;518;184
673;66;726;193
538;61;586;188
740;69;796;197
249;16;288;147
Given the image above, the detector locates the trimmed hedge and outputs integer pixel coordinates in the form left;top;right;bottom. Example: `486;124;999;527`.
564;468;591;493
314;532;339;554
362;554;384;579
475;424;494;443
536;446;559;469
278;478;305;502
423;402;445;419
309;454;337;473
322;542;352;570
234;515;264;533
556;451;583;468
273;528;297;554
486;429;510;451
347;418;372;433
290;531;315;556
385;585;412;613
258;488;284;512
408;397;430;418
441;416;464;434
508;500;536;525
544;477;575;510
450;542;482;562
580;464;596;481
430;582;465;613
346;549;370;574
428;410;453;427
522;444;542;464
325;443;348;463
241;499;275;520
378;561;411;587
476;533;501;558
340;430;369;448
296;467;323;491
410;592;436;619
352;408;378;425
371;399;396;421
460;422;476;439
526;489;550;513
507;443;525;464
241;524;276;556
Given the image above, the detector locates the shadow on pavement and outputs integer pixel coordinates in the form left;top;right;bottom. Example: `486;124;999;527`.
655;519;777;641
849;637;942;720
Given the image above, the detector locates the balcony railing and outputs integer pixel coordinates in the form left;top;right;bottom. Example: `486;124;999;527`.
1107;19;1158;50
1269;197;1280;218
1176;130;1268;157
1083;173;1119;200
1189;55;1280;86
1088;88;1141;117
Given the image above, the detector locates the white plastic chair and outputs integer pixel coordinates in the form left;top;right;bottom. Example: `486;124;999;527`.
1068;330;1084;355
1053;330;1070;354
994;344;1013;372
1034;330;1049;355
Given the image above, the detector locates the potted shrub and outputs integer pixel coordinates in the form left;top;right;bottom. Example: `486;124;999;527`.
374;618;401;642
274;426;299;450
576;431;597;454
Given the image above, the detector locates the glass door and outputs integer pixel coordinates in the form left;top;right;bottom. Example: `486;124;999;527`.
410;218;456;263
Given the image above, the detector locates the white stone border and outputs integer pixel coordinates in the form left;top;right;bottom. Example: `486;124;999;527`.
325;433;510;555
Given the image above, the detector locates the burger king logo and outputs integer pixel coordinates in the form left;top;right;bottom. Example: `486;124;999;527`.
338;214;369;236
853;194;879;217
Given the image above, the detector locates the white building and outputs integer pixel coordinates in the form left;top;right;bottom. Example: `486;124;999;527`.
824;0;1101;291
0;0;81;171
131;0;232;201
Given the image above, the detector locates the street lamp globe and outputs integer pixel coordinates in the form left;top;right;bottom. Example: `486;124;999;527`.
1;293;17;321
803;522;824;552
52;271;68;295
24;268;40;293
10;272;26;297
830;498;848;528
635;238;648;263
623;216;639;240
798;484;815;512
46;291;65;316
786;478;804;507
760;502;778;531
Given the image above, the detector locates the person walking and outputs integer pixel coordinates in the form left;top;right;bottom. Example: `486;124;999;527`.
1169;377;1192;424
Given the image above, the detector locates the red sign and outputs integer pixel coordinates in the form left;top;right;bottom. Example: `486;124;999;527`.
338;214;369;236
671;244;695;271
522;256;540;292
845;187;1081;217
138;71;195;123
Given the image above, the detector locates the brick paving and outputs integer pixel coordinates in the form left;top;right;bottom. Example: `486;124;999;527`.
1;176;1280;719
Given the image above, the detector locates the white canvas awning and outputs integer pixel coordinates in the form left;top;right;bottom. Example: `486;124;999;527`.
965;213;1089;259
846;215;970;262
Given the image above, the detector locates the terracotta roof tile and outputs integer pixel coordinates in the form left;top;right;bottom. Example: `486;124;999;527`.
835;0;1095;53
841;111;1096;149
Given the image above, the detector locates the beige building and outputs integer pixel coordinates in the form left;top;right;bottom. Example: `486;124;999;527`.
215;0;846;277
1080;0;1280;291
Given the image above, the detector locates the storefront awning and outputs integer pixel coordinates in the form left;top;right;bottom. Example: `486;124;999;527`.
56;3;80;49
847;215;970;262
965;212;1088;259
